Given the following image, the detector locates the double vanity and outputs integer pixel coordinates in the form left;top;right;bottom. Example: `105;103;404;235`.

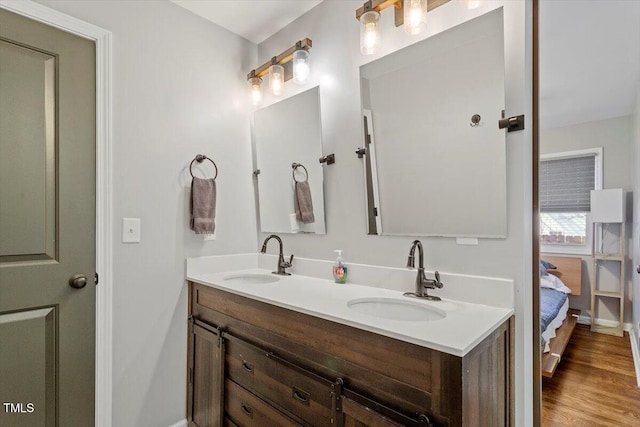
186;6;515;427
186;252;514;427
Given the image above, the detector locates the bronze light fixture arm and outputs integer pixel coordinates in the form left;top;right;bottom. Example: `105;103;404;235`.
354;0;452;28
356;0;403;27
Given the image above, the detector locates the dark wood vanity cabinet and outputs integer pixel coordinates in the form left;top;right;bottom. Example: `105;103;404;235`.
188;318;225;427
187;282;513;427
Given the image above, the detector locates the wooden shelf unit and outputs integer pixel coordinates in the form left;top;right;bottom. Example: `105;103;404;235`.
590;221;626;337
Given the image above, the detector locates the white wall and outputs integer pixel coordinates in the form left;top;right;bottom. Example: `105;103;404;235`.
256;1;533;425
540;116;634;323
34;1;257;426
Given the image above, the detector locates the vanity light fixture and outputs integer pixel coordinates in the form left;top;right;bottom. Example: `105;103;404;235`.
461;0;482;10
292;46;310;84
356;0;451;54
268;59;285;97
404;0;428;35
360;9;382;54
246;38;312;104
248;70;263;106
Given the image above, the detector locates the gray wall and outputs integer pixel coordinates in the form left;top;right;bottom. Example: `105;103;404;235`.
256;1;534;424
35;1;257;426
540;116;634;323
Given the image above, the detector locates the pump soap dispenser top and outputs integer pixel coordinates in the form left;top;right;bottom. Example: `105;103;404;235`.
333;250;348;284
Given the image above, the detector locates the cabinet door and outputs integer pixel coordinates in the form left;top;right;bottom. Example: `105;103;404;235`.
189;319;225;427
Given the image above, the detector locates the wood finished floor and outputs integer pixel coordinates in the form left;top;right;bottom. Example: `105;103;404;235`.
542;324;640;426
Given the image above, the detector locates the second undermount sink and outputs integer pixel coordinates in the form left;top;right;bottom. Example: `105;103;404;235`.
223;273;281;285
347;297;446;322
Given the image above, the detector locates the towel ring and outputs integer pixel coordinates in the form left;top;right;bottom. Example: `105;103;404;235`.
291;162;308;183
190;154;218;180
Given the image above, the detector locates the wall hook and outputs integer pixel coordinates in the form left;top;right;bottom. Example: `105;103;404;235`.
319;154;335;165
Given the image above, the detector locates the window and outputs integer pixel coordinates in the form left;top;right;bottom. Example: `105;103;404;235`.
540;148;602;255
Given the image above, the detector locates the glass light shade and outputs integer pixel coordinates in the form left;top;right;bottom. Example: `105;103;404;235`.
404;0;427;35
248;76;262;106
269;63;284;96
461;0;482;10
360;10;380;55
292;49;310;84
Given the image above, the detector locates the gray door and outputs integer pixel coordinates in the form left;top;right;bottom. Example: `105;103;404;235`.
0;8;96;427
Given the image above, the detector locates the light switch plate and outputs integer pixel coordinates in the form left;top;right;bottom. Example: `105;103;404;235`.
122;218;141;243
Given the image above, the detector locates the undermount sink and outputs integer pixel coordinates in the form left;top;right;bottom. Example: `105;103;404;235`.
223;273;280;285
347;297;446;322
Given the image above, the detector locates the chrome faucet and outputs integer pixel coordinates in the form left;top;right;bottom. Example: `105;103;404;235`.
260;234;294;275
403;240;443;300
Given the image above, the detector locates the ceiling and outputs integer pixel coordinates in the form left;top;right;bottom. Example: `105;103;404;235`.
539;0;640;129
170;0;323;44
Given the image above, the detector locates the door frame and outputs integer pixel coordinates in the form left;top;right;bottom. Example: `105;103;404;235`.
0;1;113;426
532;0;541;424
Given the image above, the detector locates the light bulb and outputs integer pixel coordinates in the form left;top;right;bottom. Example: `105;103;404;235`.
269;63;284;96
462;0;482;10
404;0;427;35
293;49;310;84
360;11;380;55
248;76;262;106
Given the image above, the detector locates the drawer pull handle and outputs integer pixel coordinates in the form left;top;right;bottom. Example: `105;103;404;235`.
419;414;432;426
240;403;253;418
241;359;254;373
292;387;310;405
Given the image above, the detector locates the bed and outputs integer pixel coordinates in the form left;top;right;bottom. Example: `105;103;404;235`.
539;255;582;378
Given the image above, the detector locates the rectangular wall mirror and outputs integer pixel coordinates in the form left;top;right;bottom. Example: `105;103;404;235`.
254;86;326;234
359;8;507;238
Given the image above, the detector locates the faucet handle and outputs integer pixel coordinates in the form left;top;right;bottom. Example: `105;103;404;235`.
434;271;443;288
282;254;294;268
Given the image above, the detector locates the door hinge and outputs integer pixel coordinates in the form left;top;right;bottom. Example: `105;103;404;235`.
355;147;366;158
498;111;525;132
373;207;378;216
94;272;99;286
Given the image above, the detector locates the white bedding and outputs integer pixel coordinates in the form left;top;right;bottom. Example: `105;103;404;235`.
541;273;572;294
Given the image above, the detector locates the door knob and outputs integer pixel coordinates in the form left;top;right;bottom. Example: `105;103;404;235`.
69;274;88;289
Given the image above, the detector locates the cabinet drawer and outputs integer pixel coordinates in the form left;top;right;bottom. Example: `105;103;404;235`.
225;379;301;427
226;335;335;427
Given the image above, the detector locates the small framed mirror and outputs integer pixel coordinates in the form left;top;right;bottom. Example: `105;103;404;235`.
254;86;326;234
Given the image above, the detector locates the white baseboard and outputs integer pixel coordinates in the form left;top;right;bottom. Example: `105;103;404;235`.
576;314;632;331
577;314;591;325
167;420;187;427
630;329;640;387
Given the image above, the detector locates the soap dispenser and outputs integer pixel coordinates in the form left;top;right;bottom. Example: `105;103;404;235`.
333;250;348;284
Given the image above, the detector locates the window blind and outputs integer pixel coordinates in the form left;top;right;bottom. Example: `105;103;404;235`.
540;155;595;213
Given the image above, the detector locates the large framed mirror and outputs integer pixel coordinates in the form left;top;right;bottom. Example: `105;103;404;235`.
359;8;507;238
254;86;326;234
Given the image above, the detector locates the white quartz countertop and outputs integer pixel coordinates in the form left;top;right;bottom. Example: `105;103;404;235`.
187;267;513;357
